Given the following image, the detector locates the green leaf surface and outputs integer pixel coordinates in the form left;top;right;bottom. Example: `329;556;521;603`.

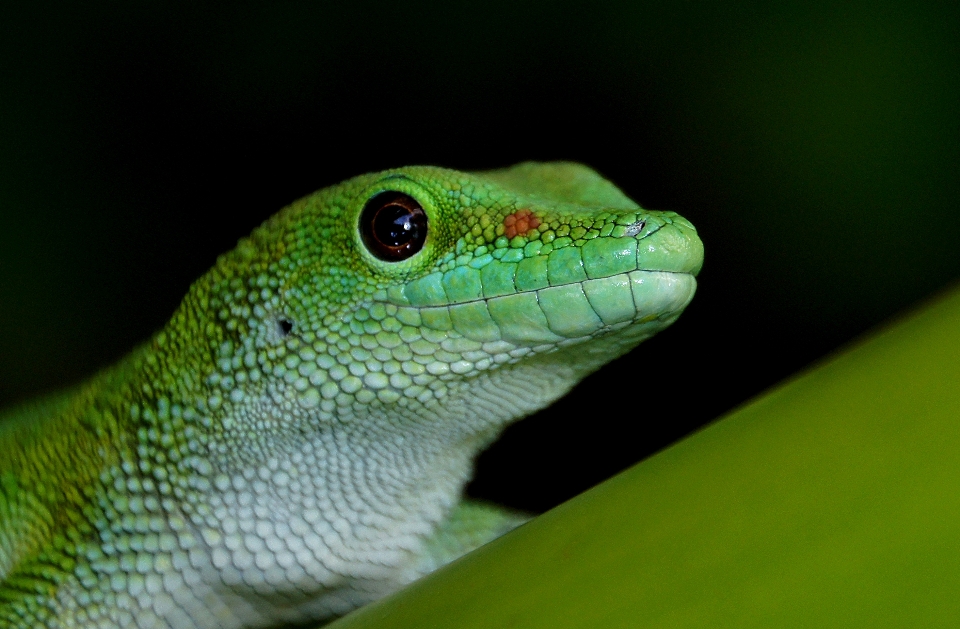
329;283;960;628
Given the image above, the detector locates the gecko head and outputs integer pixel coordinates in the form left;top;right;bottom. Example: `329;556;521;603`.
202;162;701;427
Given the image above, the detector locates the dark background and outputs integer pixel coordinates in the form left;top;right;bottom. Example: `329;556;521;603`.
1;1;957;512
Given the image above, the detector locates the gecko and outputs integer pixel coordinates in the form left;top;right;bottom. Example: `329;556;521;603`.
0;162;703;628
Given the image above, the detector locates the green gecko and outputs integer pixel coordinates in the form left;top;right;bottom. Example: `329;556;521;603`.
0;162;703;628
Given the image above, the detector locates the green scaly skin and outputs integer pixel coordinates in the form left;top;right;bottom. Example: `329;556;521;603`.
0;163;703;628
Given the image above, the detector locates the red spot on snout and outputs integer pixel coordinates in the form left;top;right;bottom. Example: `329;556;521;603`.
503;209;541;239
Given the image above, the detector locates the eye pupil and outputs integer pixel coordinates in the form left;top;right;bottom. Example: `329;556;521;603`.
361;192;428;261
377;205;414;244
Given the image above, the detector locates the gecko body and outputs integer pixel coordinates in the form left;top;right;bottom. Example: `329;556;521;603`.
0;163;703;628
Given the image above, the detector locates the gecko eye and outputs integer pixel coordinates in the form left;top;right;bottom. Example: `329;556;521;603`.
360;192;428;261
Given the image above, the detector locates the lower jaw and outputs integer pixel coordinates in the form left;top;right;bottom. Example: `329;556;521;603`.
495;270;698;346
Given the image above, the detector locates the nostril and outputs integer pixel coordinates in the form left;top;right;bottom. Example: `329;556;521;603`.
278;319;294;336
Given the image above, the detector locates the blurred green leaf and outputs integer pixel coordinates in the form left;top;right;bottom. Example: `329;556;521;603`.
329;282;960;628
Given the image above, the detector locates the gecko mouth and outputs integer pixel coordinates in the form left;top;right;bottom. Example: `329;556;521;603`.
394;270;697;348
381;217;703;348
